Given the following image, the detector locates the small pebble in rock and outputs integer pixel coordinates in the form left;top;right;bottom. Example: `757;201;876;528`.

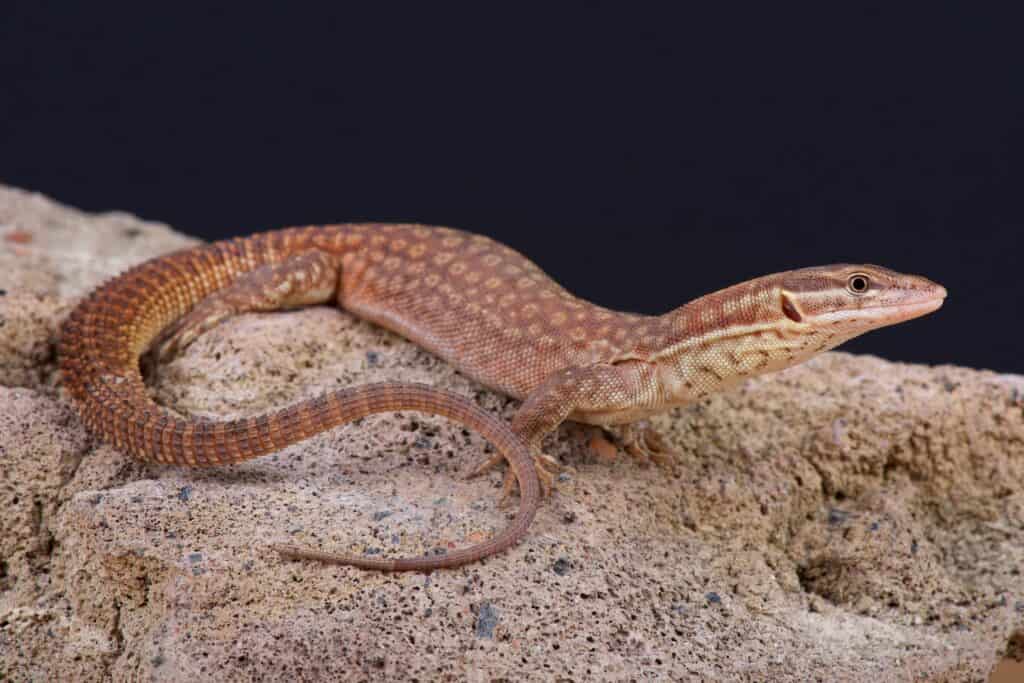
475;602;500;639
552;557;571;575
827;508;849;525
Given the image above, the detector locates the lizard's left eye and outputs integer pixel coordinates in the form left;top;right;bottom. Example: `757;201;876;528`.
847;274;870;294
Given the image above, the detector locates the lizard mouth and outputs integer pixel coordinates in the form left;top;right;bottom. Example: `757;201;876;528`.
814;283;946;328
865;285;947;323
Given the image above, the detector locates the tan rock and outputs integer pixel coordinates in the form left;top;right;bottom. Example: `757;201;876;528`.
1;184;1021;681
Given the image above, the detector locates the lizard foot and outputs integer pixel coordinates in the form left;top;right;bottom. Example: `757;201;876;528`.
156;298;237;361
467;450;563;502
154;251;341;362
605;422;680;469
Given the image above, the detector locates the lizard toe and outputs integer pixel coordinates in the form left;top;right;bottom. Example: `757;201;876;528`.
495;451;562;505
607;422;680;469
465;451;506;479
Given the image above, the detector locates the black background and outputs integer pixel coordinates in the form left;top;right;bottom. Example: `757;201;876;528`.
3;4;1021;372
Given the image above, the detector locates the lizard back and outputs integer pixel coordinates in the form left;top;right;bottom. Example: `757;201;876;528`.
329;224;662;399
58;223;659;463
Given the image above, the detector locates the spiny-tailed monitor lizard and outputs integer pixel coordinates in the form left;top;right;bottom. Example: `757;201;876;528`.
59;224;946;570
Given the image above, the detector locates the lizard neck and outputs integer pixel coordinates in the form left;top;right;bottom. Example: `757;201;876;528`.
652;277;818;403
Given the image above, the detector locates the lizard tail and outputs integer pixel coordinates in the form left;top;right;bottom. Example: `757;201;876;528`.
58;230;540;570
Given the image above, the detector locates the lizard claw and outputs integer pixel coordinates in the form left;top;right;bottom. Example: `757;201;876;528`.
469;451;564;504
465;450;505;479
505;452;562;502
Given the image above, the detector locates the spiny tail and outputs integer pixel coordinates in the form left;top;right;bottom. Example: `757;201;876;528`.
60;228;308;465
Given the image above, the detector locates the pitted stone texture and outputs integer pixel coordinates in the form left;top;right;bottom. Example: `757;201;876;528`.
0;185;198;389
1;184;1021;681
0;184;197;298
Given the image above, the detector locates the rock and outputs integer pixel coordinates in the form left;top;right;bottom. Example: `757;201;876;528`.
0;185;198;389
1;184;1021;681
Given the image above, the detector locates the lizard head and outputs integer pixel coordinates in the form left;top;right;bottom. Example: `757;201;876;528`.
664;264;946;393
776;264;946;343
736;263;947;373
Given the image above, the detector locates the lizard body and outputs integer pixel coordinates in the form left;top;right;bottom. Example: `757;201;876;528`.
59;223;946;570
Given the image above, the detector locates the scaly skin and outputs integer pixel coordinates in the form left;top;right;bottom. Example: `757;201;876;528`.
58;223;947;570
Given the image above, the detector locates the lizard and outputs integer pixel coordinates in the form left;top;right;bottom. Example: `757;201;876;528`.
58;223;947;571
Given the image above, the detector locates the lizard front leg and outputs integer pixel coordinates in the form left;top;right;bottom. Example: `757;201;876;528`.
157;250;341;360
604;422;681;468
470;360;661;497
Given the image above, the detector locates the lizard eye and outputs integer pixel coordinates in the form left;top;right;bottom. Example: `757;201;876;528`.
847;274;870;295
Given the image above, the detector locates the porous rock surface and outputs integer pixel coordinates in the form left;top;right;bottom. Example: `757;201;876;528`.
1;184;1022;681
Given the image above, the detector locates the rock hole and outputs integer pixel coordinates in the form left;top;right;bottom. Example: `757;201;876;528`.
1006;628;1024;662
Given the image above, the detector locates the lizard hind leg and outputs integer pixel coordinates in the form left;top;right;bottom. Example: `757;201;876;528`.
156;250;341;361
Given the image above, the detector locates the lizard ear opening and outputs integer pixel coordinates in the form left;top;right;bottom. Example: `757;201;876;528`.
780;292;803;323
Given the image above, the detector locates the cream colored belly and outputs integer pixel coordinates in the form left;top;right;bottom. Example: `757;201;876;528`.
570;404;677;427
